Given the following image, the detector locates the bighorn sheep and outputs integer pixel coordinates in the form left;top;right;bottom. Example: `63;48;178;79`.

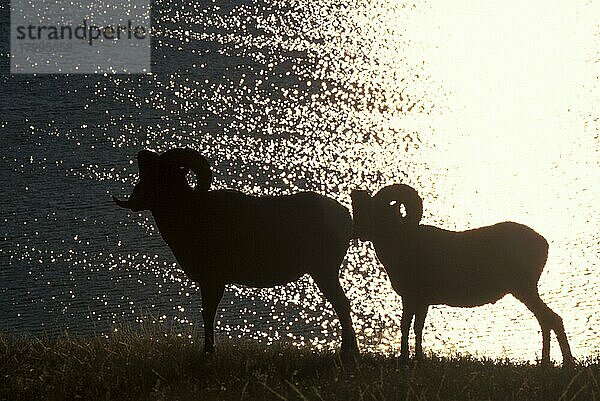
113;148;358;353
351;184;574;365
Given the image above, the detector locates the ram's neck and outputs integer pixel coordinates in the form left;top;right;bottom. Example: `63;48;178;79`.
150;197;197;245
371;227;408;265
370;225;418;294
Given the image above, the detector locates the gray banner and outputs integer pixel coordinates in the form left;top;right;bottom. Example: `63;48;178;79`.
11;0;150;74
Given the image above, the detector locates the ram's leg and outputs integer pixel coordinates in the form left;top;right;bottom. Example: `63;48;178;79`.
314;276;358;354
551;310;575;366
513;290;551;363
400;298;416;363
413;304;429;360
200;282;225;353
513;289;574;366
531;296;574;366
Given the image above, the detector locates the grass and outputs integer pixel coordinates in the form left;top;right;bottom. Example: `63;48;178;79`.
1;328;598;401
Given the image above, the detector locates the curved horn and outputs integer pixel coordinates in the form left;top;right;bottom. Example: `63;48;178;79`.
159;148;212;192
373;184;423;227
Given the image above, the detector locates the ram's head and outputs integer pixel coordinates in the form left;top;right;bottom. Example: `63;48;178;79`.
351;184;423;240
113;148;212;212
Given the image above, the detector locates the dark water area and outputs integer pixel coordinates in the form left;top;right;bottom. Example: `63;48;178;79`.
1;0;598;361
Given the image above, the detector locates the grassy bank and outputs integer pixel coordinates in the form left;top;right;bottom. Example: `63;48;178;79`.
1;329;598;401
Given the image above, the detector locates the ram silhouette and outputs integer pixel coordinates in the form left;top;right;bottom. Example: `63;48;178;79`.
351;184;573;365
113;148;357;353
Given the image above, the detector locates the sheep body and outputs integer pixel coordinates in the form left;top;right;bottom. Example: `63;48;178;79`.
378;222;547;307
156;189;353;287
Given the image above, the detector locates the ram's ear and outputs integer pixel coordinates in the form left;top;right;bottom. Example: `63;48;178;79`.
137;150;159;178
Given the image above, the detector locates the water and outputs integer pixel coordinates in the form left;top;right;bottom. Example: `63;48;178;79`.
1;0;598;362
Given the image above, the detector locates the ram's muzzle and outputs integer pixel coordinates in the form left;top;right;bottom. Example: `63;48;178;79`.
112;194;145;212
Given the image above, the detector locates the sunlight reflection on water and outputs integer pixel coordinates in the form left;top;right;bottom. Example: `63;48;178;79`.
0;0;598;362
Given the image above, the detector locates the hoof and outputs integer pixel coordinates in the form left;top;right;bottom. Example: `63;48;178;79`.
340;348;360;364
340;339;360;356
562;357;576;369
338;348;361;368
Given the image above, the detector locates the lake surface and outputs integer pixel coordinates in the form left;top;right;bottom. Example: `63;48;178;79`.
1;0;598;362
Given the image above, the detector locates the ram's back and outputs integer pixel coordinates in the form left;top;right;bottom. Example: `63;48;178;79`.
384;222;549;306
176;190;352;286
